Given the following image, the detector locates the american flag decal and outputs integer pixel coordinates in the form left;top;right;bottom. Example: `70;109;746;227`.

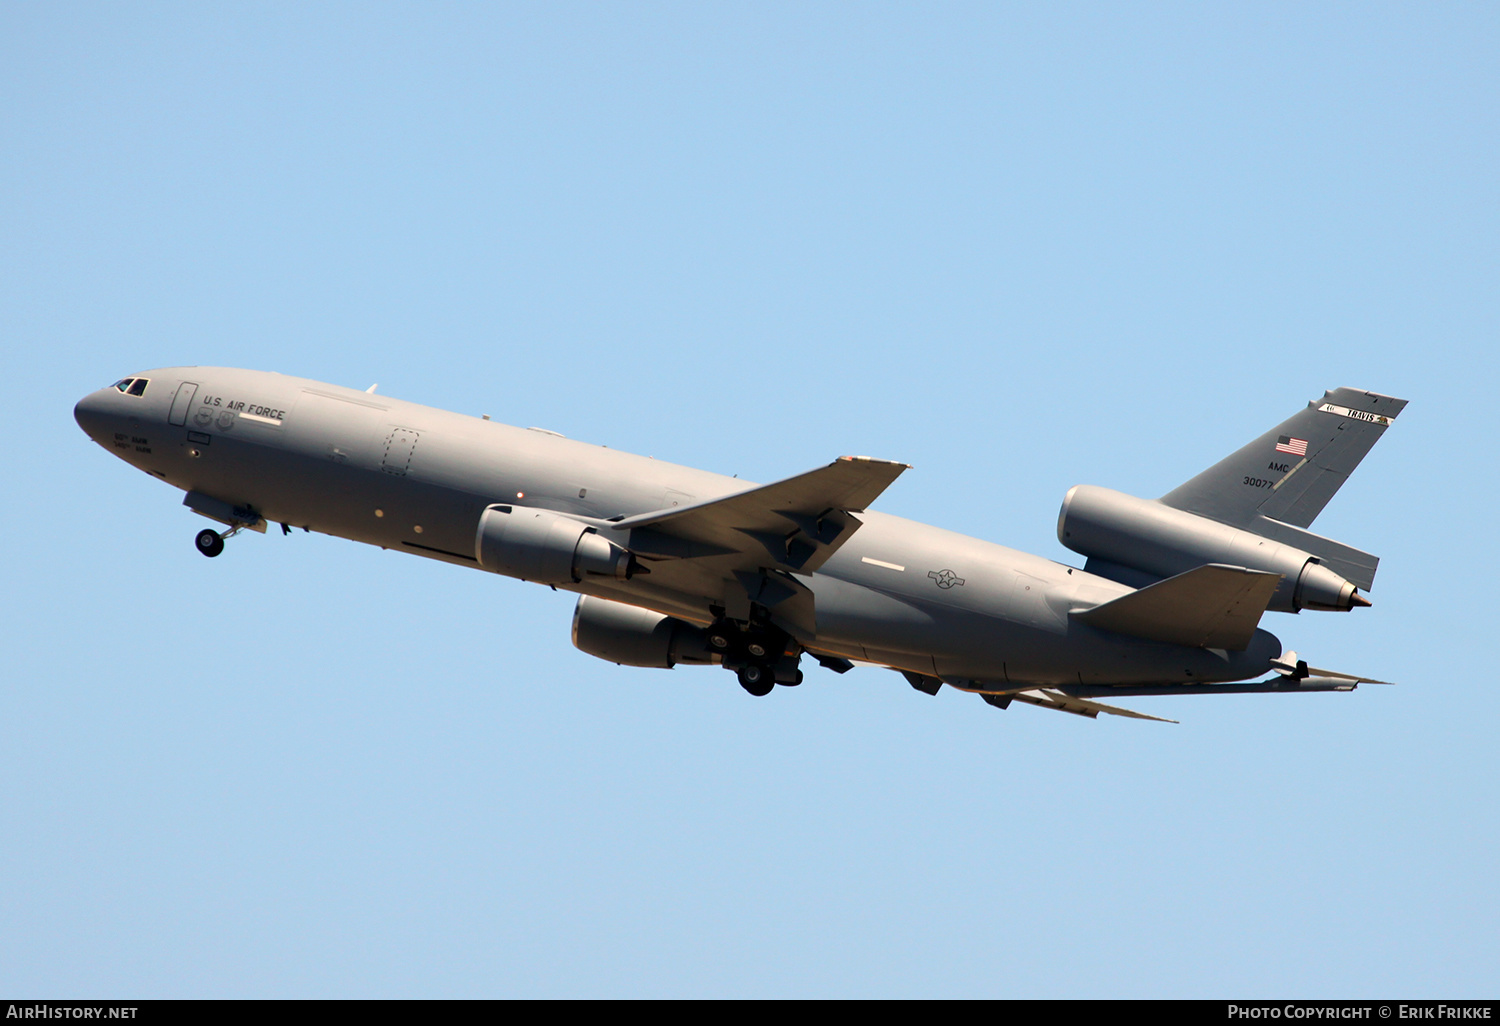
1275;435;1309;456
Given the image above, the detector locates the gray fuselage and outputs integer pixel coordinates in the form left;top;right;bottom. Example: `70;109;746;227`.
74;367;1281;688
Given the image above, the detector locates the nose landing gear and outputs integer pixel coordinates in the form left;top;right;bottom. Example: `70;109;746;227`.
184;493;266;558
194;520;252;557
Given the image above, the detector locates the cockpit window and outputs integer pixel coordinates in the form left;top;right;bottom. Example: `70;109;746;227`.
113;379;132;392
113;377;150;396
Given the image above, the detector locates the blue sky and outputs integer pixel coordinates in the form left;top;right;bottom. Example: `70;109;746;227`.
3;2;1496;997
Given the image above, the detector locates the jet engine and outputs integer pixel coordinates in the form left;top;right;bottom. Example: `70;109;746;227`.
571;596;719;668
475;504;643;584
1057;485;1365;612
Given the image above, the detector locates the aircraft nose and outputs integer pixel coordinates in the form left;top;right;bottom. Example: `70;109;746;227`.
74;390;113;444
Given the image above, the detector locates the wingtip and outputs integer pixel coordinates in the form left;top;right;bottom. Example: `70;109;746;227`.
838;455;912;469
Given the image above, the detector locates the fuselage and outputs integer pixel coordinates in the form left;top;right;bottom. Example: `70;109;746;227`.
74;367;1281;688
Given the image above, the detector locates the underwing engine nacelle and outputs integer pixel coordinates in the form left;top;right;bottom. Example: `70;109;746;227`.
1057;485;1366;612
476;504;644;584
571;596;719;668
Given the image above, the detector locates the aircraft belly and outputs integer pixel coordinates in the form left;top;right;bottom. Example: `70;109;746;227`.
174;435;317;522
806;574;1076;677
932;619;1282;686
816;520;1281;686
813;516;1082;674
806;575;941;659
165;422;473;561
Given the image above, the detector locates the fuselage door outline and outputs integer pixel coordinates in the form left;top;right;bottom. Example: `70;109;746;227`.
168;382;198;427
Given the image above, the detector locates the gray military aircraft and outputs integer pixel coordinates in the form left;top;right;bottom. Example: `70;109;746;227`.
74;369;1403;721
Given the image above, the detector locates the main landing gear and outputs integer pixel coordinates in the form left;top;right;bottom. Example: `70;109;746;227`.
735;663;777;698
707;614;805;697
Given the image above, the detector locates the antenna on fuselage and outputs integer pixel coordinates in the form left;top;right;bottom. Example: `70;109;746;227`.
365;383;378;394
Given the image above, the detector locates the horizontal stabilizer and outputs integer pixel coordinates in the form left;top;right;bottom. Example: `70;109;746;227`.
1269;652;1395;686
1058;675;1381;698
1247;517;1380;591
1073;563;1281;651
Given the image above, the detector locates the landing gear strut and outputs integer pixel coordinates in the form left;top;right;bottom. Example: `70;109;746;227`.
708;612;804;696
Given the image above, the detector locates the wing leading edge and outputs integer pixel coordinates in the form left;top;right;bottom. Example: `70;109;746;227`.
611;456;909;575
983;689;1180;723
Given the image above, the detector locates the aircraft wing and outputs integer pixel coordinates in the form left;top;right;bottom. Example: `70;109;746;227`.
962;656;1391;723
610;456;909;575
981;689;1178;723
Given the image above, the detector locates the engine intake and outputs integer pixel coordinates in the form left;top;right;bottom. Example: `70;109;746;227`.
1057;485;1364;612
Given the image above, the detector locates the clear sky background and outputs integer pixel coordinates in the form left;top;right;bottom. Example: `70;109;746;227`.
3;2;1496;998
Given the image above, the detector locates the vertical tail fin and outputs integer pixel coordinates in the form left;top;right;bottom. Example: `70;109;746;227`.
1158;388;1406;589
1161;388;1406;529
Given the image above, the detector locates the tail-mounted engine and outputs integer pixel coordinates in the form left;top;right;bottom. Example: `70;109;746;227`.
1057;485;1367;612
476;504;644;585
